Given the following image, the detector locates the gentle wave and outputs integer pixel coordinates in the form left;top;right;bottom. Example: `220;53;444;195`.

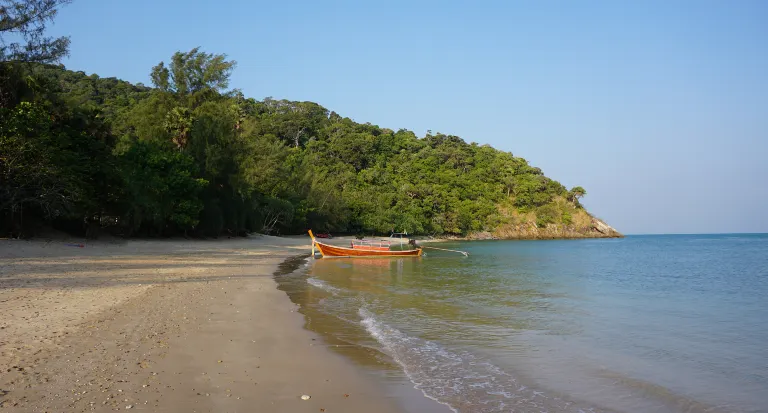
307;277;342;294
283;237;768;412
359;307;598;413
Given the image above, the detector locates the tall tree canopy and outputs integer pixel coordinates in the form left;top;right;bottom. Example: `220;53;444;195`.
0;0;71;63
1;47;595;238
150;48;236;104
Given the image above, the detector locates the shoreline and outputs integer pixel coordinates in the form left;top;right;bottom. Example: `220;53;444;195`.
274;254;452;413
281;226;623;244
0;236;408;412
275;256;454;413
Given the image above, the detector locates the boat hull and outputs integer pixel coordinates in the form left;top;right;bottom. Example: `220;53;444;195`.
351;245;389;251
315;240;422;257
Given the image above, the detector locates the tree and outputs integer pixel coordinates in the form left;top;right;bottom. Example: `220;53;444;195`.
568;186;586;206
260;196;293;234
0;99;114;237
1;0;71;107
150;48;236;106
164;106;193;150
0;0;72;63
0;102;74;234
2;52;603;239
119;141;207;236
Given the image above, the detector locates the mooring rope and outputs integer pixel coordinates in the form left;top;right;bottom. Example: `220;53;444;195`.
420;246;469;256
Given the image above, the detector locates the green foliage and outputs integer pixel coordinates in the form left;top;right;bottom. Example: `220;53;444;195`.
150;48;236;107
0;0;71;64
0;98;117;236
119;141;206;235
535;204;559;228
0;101;74;219
164;106;193;150
567;186;587;207
260;196;294;234
0;46;590;238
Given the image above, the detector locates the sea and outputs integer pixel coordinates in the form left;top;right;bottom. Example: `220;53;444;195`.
276;234;768;413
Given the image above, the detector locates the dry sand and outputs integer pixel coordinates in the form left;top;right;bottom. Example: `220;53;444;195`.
0;235;404;412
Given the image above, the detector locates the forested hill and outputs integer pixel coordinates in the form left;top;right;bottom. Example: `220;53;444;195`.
0;50;621;239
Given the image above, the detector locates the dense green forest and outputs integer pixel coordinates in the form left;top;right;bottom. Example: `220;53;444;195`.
1;0;606;239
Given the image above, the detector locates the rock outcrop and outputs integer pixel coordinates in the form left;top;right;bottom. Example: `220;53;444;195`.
468;214;623;240
590;218;621;237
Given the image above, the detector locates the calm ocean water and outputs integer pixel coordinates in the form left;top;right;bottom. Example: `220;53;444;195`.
277;234;768;413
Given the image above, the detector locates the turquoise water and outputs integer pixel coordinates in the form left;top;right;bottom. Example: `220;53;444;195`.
278;234;768;412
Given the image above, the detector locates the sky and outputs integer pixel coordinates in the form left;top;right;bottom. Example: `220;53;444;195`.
47;0;767;234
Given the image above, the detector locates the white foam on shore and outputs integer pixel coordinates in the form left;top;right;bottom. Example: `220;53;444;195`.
359;307;461;413
307;277;341;294
359;307;597;413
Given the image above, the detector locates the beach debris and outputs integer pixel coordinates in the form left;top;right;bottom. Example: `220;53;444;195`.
125;404;133;409
344;394;349;398
301;395;311;400
320;409;325;412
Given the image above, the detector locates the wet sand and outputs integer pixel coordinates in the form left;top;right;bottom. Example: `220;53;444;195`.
0;235;404;412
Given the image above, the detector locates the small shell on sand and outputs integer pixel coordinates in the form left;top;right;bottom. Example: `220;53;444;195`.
301;395;311;400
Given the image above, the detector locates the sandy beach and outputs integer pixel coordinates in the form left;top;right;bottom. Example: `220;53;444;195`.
0;235;405;412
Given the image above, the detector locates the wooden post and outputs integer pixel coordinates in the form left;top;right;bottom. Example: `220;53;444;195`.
308;229;316;258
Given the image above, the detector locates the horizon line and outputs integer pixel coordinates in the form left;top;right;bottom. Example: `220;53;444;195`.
623;232;768;236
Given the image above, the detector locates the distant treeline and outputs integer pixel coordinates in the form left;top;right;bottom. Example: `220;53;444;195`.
0;3;587;239
0;54;586;238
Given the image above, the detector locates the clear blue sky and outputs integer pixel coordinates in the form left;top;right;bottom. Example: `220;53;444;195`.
48;0;767;234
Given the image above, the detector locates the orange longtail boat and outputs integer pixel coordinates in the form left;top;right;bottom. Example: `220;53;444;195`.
309;230;423;258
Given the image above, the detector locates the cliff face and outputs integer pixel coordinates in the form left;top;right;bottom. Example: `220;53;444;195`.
486;218;622;240
467;208;623;240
